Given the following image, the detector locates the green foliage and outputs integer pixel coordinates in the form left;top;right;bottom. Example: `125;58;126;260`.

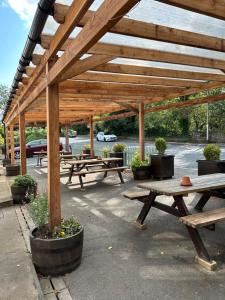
155;137;167;154
0;83;9;110
130;152;149;171
25;127;47;143
83;144;90;150
203;144;221;160
13;175;36;188
112;143;126;153
28;194;48;228
102;147;110;158
53;217;82;238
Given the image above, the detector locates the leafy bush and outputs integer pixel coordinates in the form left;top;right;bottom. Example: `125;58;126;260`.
102;147;110;158
155;137;167;154
13;175;36;188
130;152;150;171
203;144;221;160
112;143;126;153
53;217;82;238
83;144;90;150
29;194;48;228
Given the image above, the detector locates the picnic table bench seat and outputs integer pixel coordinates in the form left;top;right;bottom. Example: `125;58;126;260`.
73;166;127;176
123;190;150;201
180;207;225;228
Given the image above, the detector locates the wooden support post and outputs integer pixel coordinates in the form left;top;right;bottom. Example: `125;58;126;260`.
46;61;61;231
65;125;70;151
90;116;94;158
19;113;26;175
10;125;15;165
5;127;9;159
139;102;145;161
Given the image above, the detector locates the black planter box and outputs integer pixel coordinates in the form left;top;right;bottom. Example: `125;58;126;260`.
132;166;152;180
150;154;174;179
109;152;124;166
6;164;20;176
197;160;225;176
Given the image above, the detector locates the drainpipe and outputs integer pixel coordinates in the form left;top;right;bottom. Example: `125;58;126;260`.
2;0;56;122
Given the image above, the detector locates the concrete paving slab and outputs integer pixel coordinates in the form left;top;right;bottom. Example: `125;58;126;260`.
0;167;13;208
0;206;43;300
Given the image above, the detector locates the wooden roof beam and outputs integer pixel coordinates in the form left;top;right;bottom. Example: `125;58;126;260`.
155;0;225;21
94;63;225;82
53;5;225;52
40;37;225;70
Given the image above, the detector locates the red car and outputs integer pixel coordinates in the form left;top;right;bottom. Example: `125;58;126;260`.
13;139;63;159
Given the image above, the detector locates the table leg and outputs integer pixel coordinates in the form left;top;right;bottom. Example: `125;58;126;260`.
173;195;211;263
136;192;157;229
67;164;74;184
117;171;124;183
194;192;211;211
78;175;84;190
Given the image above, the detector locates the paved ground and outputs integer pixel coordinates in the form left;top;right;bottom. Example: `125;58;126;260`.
0;205;42;300
29;140;225;300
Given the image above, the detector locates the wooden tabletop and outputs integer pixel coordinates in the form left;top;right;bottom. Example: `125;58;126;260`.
66;157;122;165
138;173;225;196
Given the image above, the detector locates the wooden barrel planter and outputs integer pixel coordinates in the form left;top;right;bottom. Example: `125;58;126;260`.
2;158;11;167
11;185;27;204
132;166;152;180
6;164;20;176
30;226;84;276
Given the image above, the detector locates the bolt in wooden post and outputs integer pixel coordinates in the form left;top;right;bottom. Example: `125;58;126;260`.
90;116;94;158
10;125;15;165
5;127;9;159
46;61;61;231
19;113;27;175
65;125;70;151
139;102;145;161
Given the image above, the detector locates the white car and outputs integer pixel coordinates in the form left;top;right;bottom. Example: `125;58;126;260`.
96;132;117;142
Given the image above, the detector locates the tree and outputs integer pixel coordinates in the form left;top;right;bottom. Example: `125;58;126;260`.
0;83;9;110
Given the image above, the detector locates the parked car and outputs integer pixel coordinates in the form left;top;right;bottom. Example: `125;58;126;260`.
96;132;117;142
13;139;63;159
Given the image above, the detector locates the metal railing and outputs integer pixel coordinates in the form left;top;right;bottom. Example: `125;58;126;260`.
124;145;156;166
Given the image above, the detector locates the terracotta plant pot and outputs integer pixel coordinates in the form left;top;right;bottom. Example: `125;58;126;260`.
180;176;192;186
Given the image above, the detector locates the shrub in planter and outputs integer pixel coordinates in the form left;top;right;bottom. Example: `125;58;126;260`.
198;144;225;175
110;143;126;166
151;138;174;179
155;137;167;155
130;152;151;180
11;175;37;204
203;144;221;160
102;147;110;158
83;144;91;155
2;158;11;167
29;194;83;276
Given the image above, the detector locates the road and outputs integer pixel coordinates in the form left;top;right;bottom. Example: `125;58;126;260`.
27;135;225;177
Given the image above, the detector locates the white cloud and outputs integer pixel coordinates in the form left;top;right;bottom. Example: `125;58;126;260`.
6;0;38;26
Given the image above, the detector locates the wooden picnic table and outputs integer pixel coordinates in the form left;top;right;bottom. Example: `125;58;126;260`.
65;157;125;189
133;174;225;269
34;151;89;166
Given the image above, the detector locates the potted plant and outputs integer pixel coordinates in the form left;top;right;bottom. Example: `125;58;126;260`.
11;175;37;204
110;143;126;166
102;147;110;158
2;158;11;167
130;152;151;180
150;137;174;179
29;194;83;276
197;144;225;175
82;144;91;155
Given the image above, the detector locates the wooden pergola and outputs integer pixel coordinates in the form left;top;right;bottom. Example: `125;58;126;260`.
3;0;225;229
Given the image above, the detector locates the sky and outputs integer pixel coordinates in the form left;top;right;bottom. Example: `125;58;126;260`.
0;0;37;87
